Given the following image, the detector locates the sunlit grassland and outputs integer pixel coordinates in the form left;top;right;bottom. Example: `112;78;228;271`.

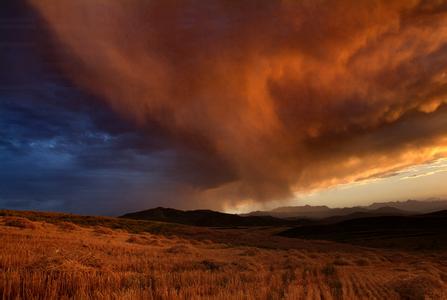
1;211;447;299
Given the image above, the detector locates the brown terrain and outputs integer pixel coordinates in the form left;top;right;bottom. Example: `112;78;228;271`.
1;210;447;299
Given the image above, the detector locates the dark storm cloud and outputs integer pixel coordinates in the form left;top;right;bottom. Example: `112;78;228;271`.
0;0;204;214
2;1;447;213
24;0;447;210
0;85;184;214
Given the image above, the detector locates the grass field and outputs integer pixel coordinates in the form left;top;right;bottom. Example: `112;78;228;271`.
1;211;447;299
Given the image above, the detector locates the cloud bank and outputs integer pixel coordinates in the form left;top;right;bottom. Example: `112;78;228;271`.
29;0;447;209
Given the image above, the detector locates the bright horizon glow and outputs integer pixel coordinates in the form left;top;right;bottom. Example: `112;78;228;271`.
225;158;447;214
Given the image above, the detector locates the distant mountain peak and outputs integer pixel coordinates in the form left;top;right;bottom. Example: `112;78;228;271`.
245;199;447;219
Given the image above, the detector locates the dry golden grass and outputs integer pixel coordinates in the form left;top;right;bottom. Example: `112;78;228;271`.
1;214;447;299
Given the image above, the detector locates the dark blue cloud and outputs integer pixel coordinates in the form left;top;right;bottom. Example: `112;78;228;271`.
0;1;183;215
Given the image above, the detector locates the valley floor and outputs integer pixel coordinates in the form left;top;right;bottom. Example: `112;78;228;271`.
1;215;447;299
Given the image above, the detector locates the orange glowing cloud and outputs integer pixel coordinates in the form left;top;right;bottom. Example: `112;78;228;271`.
29;0;447;207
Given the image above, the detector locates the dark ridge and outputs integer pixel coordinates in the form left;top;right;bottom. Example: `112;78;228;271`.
278;210;447;250
315;206;411;224
120;207;310;227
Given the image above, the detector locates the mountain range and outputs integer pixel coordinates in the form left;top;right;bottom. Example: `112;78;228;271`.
120;199;447;227
243;199;447;219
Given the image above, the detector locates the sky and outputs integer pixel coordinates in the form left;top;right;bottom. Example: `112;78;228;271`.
226;158;447;213
1;0;447;215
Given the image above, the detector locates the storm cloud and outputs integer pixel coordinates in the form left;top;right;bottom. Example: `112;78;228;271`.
16;0;447;210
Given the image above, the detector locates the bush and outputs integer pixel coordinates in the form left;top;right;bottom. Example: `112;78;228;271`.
354;258;370;266
392;275;445;300
126;235;150;245
165;244;192;254
239;248;260;257
333;257;350;266
200;260;223;271
4;217;36;229
57;221;80;231
93;226;114;235
321;263;336;276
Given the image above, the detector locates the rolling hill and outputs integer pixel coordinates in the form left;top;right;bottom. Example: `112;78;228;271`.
278;210;447;250
120;207;309;227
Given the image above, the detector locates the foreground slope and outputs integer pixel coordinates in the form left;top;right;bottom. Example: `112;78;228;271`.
1;210;447;299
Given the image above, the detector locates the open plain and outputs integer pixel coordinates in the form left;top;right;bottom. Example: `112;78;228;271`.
1;211;447;299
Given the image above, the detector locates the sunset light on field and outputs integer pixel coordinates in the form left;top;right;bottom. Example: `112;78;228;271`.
2;1;447;299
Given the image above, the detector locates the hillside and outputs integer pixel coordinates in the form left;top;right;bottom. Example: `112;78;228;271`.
120;207;308;227
315;207;411;224
1;209;447;299
279;210;447;250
